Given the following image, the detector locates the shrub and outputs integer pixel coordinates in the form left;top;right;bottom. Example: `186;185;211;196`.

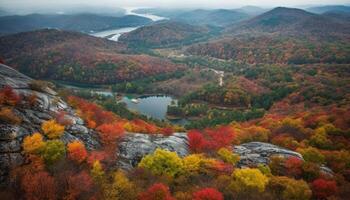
231;168;269;192
138;148;183;177
297;147;325;164
192;188;224;200
42;140;66;165
284;157;303;178
217;148;240;165
96;122;124;145
188;126;235;153
41;120;65;139
21;171;57;200
138;183;174;200
103;170;137;200
90;160;105;182
182;154;205;173
22;133;46;154
67;141;88;163
268;176;311;200
311;178;338;199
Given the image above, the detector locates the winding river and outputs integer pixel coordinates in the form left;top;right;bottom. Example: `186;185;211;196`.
91;7;167;41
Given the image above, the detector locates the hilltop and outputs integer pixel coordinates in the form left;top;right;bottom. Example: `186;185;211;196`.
119;21;212;48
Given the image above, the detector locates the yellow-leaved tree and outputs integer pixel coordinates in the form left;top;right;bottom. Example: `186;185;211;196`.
103;170;138;200
22;133;46;154
41;119;65;139
217;148;240;165
138;148;184;177
231;168;269;192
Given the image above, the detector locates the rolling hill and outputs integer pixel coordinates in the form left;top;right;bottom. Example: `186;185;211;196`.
226;7;350;37
186;7;350;64
0;29;183;84
0;13;152;35
119;21;212;48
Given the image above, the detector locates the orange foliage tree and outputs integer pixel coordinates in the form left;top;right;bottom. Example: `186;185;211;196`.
22;133;46;154
67;141;88;163
96;122;125;146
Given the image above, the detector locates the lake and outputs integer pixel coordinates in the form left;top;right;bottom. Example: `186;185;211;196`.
121;95;175;120
91;7;167;41
58;82;187;124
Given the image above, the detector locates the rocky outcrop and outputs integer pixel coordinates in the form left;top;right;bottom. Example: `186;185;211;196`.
117;133;188;169
116;134;333;175
116;134;303;169
233;142;303;167
0;64;100;184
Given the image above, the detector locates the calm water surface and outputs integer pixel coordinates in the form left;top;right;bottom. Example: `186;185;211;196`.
121;95;175;120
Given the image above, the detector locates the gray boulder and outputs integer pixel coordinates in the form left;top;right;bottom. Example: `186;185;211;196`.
233;142;303;167
116;132;188;169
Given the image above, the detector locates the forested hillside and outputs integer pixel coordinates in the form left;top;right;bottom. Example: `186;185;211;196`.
0;29;183;84
0;14;151;35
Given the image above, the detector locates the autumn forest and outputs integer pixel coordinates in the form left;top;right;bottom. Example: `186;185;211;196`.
0;1;349;200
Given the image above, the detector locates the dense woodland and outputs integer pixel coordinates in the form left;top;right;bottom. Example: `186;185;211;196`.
0;29;183;84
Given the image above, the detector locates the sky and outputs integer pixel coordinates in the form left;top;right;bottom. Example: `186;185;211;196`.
1;0;349;13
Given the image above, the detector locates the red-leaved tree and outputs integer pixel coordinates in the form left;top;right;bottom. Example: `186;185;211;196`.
22;171;57;200
138;183;175;200
188;126;235;153
192;188;224;200
311;178;338;199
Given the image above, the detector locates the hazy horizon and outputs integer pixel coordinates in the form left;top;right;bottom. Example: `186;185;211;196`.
1;0;350;15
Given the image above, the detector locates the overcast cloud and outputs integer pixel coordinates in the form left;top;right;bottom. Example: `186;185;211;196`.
1;0;349;13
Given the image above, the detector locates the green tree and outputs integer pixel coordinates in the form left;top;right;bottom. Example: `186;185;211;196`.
41;140;66;165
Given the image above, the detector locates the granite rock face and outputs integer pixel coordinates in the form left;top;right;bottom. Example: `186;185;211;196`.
0;64;101;184
116;133;189;169
233;142;303;167
116;134;304;169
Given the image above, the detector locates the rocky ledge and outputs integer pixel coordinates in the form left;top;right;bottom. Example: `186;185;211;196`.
0;64;100;184
117;134;305;169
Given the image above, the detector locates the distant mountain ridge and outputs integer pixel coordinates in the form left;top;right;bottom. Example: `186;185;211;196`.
306;5;350;14
225;7;350;38
0;13;152;35
134;8;250;27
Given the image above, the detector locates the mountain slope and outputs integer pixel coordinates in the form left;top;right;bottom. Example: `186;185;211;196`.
0;29;183;84
119;21;212;48
0;14;152;35
226;7;350;37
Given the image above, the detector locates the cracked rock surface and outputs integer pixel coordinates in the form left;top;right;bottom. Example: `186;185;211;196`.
0;64;100;184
